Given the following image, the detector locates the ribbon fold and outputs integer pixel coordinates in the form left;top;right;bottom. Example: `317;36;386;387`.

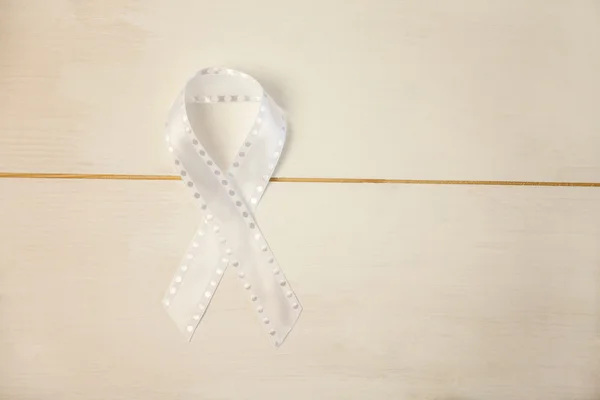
162;68;301;346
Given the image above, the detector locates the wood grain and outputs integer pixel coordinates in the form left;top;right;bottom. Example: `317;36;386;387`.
0;179;598;399
1;0;600;180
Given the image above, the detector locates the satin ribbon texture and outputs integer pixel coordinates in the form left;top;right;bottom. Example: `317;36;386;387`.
162;68;302;347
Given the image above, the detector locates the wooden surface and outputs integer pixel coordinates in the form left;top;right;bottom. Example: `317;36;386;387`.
1;1;600;399
1;0;600;180
1;181;600;399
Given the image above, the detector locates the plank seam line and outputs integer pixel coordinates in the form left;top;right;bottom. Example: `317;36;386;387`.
1;172;600;187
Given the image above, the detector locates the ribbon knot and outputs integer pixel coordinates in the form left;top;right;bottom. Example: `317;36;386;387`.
162;68;301;346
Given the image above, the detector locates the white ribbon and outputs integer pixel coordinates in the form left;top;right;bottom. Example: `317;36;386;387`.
162;68;301;347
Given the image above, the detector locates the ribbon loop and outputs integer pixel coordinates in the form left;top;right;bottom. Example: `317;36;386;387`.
162;68;301;346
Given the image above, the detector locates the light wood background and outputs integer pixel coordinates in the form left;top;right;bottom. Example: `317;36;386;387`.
1;1;599;399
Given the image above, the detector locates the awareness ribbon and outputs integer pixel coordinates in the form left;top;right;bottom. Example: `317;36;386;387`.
162;68;302;347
